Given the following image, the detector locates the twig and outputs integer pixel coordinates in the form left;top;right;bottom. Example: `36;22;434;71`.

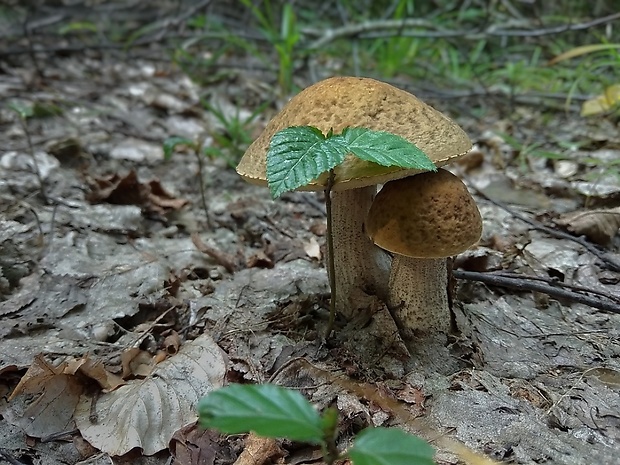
16;115;47;203
304;12;620;49
453;270;620;314
473;188;620;273
191;232;239;274
0;449;29;465
303;18;438;49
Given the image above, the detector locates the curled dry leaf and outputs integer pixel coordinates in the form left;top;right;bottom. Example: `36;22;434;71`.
87;169;188;215
555;207;620;245
75;334;227;456
303;237;321;261
7;354;124;438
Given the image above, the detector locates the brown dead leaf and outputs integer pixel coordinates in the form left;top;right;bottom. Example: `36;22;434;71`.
192;232;240;273
10;373;83;438
66;357;125;392
555;207;620;245
87;170;188;216
9;354;64;400
75;333;228;456
163;330;181;355
234;433;284;465
121;348;156;379
246;250;274;269
303;237;321;261
170;423;219;465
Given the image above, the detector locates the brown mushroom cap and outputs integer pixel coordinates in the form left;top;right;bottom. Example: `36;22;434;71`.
366;169;482;258
237;76;472;192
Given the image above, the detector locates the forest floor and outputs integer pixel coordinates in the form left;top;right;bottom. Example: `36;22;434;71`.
1;5;620;465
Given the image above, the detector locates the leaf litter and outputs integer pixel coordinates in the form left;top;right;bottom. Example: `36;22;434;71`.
1;5;620;465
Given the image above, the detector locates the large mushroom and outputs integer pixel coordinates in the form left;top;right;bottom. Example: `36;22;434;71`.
237;77;471;319
365;169;482;337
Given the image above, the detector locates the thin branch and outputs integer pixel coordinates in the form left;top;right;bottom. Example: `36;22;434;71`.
454;270;620;314
303;18;439;49
473;188;620;273
304;12;620;49
191;232;239;274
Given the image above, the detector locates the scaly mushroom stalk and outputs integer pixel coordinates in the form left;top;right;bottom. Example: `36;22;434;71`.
331;187;391;319
388;257;449;336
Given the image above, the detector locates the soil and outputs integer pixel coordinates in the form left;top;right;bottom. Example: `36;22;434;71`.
1;3;619;465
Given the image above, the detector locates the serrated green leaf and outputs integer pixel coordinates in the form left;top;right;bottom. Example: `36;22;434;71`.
348;427;435;465
266;126;347;198
163;136;195;160
198;384;324;444
341;127;436;172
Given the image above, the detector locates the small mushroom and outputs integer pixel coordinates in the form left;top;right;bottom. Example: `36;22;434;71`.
237;77;471;320
365;169;482;336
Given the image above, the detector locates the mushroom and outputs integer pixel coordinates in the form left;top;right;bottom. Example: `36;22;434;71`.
365;169;482;336
237;77;471;320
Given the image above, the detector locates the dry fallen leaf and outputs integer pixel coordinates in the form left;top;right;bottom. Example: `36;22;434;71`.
303;237;321;261
87;169;188;215
75;334;227;456
555;207;620;245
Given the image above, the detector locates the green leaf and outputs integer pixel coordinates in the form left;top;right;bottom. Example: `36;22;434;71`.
341;127;436;172
163;136;195;160
8;102;34;119
266;126;347;198
198;384;324;444
348;427;435;465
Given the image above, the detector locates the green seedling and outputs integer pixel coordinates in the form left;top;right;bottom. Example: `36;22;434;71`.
265;125;435;335
202;99;268;165
8;102;48;202
199;384;435;465
163;136;211;225
240;0;300;95
500;133;565;173
266;126;435;197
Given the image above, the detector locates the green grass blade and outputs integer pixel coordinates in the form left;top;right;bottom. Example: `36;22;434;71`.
163;136;195;160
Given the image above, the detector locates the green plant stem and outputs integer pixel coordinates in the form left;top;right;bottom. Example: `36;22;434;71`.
324;169;337;339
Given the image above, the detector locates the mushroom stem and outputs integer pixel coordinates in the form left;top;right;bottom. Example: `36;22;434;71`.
388;256;450;335
331;187;391;319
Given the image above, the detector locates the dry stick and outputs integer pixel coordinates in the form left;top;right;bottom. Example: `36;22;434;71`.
17;116;47;203
0;449;29;465
453;270;620;314
474;188;620;273
191;232;239;274
491;270;620;304
304;12;620;49
325;170;337;339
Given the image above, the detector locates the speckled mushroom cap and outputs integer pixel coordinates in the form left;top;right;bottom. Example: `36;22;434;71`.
366;169;482;258
237;76;472;192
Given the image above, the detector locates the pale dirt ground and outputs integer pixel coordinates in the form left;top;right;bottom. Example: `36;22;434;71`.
1;3;620;464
